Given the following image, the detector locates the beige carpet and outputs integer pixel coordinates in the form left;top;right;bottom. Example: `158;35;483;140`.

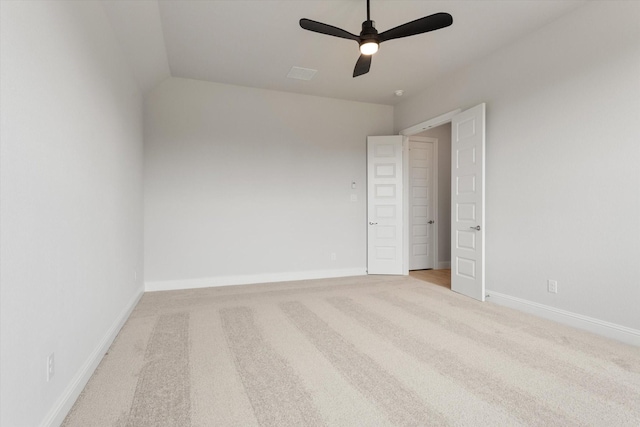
63;275;640;426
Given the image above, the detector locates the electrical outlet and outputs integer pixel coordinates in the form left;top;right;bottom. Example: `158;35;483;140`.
46;353;55;381
330;252;337;261
547;279;558;294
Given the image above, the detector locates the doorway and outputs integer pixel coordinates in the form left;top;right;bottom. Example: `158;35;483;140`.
407;124;452;276
368;105;486;301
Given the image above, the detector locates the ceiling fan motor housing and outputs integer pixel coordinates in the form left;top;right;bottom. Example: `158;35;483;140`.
360;20;380;47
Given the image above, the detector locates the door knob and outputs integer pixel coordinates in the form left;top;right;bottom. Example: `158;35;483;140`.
428;220;435;224
369;222;378;225
470;225;481;231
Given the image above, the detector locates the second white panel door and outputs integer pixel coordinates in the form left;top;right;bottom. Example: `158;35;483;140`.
451;103;486;301
409;138;436;270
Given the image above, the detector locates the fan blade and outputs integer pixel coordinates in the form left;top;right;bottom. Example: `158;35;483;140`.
353;54;372;77
300;18;359;41
379;13;452;42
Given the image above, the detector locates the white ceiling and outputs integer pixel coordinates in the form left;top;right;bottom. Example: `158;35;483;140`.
104;0;586;105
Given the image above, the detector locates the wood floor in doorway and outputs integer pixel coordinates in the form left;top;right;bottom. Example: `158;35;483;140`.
409;269;451;289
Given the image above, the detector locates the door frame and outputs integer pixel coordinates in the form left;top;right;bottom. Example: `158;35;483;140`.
407;136;438;271
400;108;461;275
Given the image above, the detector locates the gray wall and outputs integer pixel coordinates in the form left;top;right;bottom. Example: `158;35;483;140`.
144;77;394;286
395;1;640;330
0;2;144;426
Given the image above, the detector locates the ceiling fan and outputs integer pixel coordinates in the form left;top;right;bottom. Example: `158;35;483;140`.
300;0;453;77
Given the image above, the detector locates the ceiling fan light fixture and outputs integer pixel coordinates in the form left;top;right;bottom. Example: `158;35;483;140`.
359;41;379;55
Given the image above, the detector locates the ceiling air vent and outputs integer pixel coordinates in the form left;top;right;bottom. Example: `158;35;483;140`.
287;66;317;81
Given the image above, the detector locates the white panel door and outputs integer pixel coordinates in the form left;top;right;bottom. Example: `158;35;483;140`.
451;104;486;301
409;138;435;270
367;136;404;275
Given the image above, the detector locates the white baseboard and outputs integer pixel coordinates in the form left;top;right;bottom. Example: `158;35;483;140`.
437;261;451;269
40;287;144;427
486;290;640;347
145;268;368;292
